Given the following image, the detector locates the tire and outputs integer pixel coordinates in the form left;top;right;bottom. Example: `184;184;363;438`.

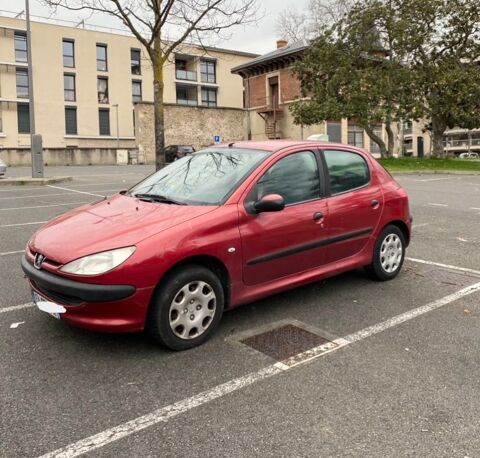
366;225;406;281
146;265;224;350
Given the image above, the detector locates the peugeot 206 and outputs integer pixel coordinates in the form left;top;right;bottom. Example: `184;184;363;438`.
22;141;411;350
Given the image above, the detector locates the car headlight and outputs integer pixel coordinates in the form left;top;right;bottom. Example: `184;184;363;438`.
59;246;136;275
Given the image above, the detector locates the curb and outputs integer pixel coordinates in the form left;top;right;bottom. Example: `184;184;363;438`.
390;170;480;176
0;176;73;186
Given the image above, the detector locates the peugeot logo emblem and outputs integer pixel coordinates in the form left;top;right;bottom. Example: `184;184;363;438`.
34;253;46;270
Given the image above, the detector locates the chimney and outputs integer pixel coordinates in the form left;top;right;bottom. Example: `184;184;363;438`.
276;39;288;49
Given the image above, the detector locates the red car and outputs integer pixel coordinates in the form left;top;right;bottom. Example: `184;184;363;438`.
22;141;411;350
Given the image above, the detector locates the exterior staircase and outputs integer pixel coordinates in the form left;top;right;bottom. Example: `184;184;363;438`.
265;121;282;139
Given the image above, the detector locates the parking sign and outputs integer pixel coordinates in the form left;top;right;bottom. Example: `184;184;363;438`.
213;135;221;144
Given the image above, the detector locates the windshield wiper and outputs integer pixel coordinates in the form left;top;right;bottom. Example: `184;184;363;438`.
132;193;187;205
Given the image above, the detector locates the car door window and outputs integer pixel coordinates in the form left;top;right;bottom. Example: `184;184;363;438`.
324;150;370;195
254;151;321;205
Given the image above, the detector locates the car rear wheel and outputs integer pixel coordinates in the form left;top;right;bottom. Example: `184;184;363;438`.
366;225;406;281
147;265;224;350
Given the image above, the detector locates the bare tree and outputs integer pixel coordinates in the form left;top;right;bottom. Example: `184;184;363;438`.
276;0;355;41
43;0;259;170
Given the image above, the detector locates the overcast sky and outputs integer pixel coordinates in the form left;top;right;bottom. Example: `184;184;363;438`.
0;0;309;54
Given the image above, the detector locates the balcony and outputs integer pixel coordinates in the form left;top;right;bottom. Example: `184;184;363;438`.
175;69;197;82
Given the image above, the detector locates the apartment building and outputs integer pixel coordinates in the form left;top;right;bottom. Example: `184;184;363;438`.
0;14;256;165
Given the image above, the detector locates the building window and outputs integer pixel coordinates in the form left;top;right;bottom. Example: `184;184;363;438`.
96;44;107;71
132;80;142;102
65;106;77;135
176;85;198;106
97;77;109;103
16;68;29;99
14;32;27;63
348;124;364;148
201;87;217;107
327;121;342;143
175;59;197;81
131;48;141;75
99;108;110;136
370;125;383;155
63;39;75;67
200;60;216;83
64;74;76;101
17;103;30;133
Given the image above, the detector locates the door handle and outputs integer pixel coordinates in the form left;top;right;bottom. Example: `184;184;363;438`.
313;212;324;222
371;199;380;209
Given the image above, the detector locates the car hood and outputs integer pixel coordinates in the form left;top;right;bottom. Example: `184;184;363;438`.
29;194;217;264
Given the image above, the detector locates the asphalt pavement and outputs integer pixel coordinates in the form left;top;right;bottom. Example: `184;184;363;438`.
0;167;479;458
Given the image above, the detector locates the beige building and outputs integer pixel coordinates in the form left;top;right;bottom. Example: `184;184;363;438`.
0;14;256;165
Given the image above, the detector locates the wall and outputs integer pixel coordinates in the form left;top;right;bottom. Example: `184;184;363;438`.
135;103;246;164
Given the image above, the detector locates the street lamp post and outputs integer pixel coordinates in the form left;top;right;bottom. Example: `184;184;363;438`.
25;0;43;178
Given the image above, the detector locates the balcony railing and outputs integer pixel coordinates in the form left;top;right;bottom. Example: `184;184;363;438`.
176;69;197;82
444;139;480;148
177;98;198;106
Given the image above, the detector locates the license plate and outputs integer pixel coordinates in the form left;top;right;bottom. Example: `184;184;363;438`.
32;291;65;319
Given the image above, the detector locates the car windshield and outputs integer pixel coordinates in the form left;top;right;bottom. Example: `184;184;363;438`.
128;148;269;205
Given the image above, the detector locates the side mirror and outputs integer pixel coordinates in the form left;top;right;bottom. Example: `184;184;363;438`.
254;194;285;213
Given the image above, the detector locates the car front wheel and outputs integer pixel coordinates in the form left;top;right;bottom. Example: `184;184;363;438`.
366;225;406;281
147;265;224;350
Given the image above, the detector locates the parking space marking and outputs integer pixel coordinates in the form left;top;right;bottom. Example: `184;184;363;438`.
0;302;34;314
0;221;47;228
412;223;429;229
38;280;480;458
416;178;452;182
428;203;448;207
0;250;25;257
407;257;480;276
0;189;120;200
46;185;106;197
0;201;89;211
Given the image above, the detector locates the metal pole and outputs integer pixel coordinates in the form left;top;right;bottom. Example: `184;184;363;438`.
26;0;38;177
114;104;119;149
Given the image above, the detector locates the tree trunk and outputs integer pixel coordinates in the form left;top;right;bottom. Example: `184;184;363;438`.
385;122;395;158
364;125;388;158
152;23;165;171
431;115;447;158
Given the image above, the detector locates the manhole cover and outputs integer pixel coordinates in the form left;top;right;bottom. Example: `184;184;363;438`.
240;324;332;362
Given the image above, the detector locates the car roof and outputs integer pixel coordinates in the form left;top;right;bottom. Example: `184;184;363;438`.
210;140;364;154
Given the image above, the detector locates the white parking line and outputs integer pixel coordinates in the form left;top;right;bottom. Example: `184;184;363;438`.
412;223;429;229
46;185;105;197
0;201;88;211
0;250;25;256
0;189;119;200
407;257;480;276
0;302;34;314
0;221;47;228
428;203;448;207
471;207;480;211
416;177;451;182
38;280;480;458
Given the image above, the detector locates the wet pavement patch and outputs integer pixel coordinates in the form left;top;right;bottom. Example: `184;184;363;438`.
240;323;332;362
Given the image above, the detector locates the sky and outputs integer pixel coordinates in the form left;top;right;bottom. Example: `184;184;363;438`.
0;0;309;55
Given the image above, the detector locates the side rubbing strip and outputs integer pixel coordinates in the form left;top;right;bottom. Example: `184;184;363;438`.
247;228;373;266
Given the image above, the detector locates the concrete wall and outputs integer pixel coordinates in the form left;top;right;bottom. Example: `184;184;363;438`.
135;103;246;164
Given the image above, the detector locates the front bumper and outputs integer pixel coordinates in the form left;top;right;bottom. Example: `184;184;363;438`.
22;256;153;332
21;256;135;303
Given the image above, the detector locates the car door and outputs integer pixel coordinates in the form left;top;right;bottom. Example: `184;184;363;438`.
238;150;329;286
322;149;384;264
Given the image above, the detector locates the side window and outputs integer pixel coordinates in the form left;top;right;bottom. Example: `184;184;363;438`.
255;151;321;205
324;150;370;195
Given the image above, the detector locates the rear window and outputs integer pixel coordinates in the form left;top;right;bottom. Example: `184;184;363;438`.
324;150;370;195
